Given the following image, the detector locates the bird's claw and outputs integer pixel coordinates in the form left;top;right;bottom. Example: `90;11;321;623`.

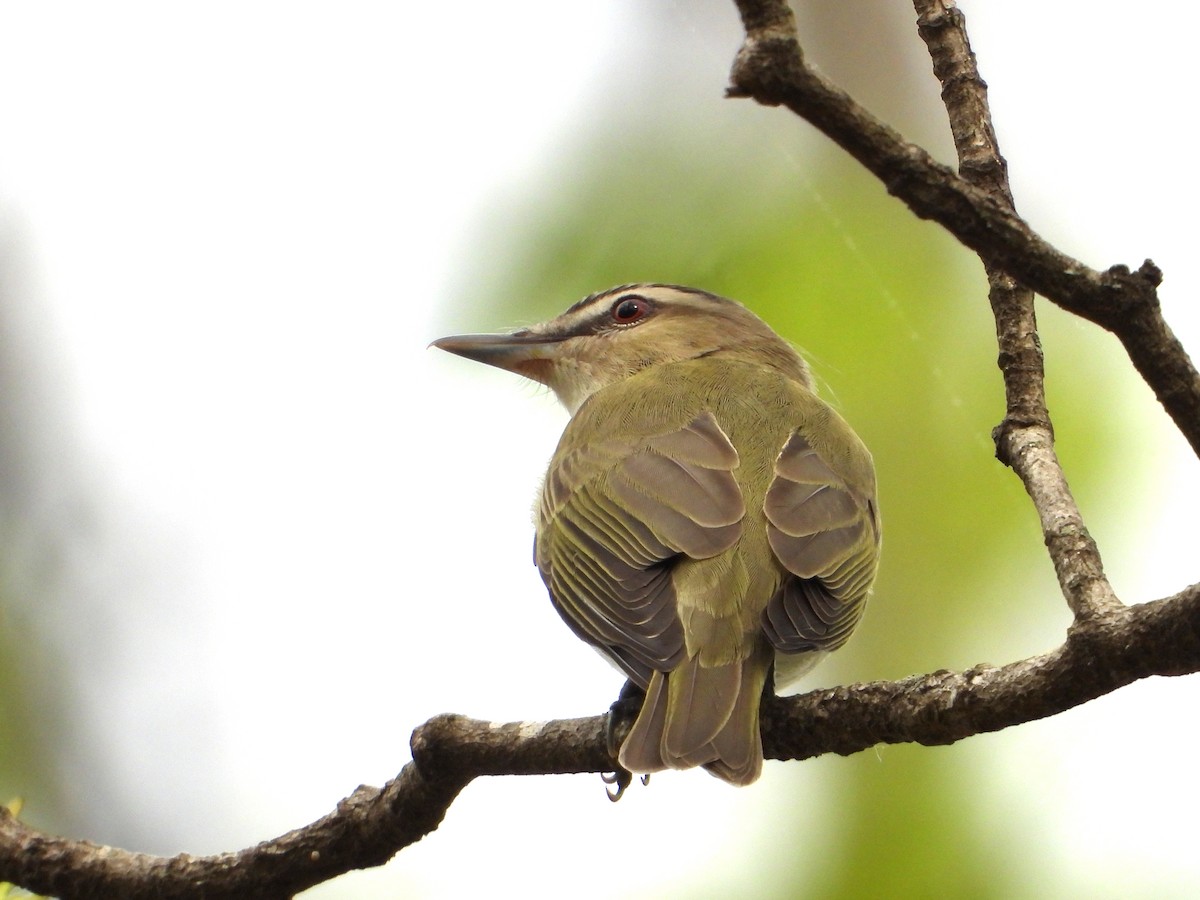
602;681;648;801
602;767;633;802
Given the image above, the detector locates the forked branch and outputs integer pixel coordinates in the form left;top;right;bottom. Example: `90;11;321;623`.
730;0;1200;459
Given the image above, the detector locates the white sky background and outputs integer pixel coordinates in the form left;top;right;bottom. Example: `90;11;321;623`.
0;3;1197;898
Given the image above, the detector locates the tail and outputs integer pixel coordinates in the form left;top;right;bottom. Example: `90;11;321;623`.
617;646;771;786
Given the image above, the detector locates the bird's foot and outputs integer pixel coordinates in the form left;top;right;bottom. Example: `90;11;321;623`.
603;681;648;801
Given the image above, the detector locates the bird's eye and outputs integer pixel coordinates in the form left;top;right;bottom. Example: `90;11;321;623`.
611;295;649;325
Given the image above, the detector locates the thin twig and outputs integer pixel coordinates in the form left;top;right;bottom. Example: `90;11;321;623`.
910;0;1121;620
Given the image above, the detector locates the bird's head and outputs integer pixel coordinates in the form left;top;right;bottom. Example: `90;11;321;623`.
433;284;812;413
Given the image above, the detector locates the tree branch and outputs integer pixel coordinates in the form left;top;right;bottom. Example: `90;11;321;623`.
909;0;1121;621
3;584;1198;899
0;763;468;900
728;0;1200;459
3;4;1198;898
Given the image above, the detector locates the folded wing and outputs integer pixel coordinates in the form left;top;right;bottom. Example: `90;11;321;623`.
762;430;880;655
536;410;745;686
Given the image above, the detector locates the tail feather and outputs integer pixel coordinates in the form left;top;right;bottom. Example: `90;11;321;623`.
703;666;766;784
617;649;769;785
617;672;670;775
664;657;742;767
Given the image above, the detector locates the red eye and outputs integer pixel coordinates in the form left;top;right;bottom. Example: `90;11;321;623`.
611;295;648;324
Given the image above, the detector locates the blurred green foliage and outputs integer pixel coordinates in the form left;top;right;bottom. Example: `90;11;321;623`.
0;568;57;819
450;124;1142;898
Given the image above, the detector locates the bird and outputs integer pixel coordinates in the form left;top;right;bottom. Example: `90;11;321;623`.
433;284;880;786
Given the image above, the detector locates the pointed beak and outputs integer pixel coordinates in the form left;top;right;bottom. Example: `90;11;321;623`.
430;330;562;383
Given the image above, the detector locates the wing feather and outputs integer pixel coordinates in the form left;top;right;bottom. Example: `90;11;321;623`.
762;431;880;655
537;410;745;687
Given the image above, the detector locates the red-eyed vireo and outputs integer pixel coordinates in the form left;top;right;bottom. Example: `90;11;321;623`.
434;284;880;785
